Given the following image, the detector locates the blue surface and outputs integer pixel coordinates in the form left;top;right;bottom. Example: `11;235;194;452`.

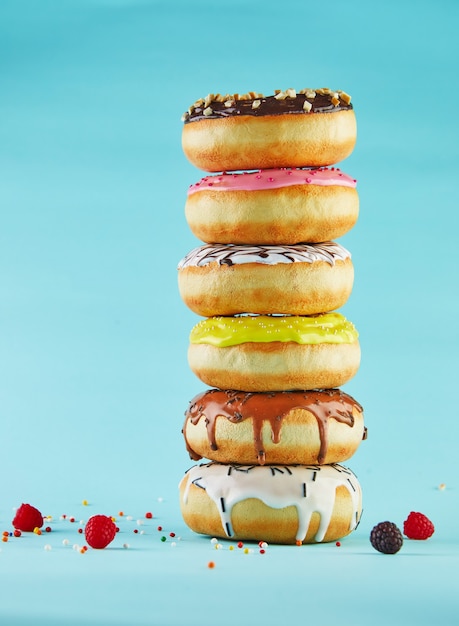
1;0;458;624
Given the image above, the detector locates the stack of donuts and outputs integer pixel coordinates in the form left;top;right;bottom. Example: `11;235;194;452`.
178;87;365;545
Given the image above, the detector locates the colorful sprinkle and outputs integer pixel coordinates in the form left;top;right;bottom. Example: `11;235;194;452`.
207;561;215;569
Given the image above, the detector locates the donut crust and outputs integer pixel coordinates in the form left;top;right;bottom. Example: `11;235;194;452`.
182;110;357;172
179;258;354;316
188;340;361;392
185;184;359;245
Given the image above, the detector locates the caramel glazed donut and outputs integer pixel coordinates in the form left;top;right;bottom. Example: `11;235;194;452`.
183;388;366;466
188;313;360;392
181;87;356;172
185;167;359;245
179;462;363;544
178;242;354;317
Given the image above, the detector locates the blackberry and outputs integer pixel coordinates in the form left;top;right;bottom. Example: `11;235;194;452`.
370;521;403;554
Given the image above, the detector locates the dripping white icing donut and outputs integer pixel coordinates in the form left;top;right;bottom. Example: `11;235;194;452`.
185;168;359;245
188;313;361;392
179;462;363;544
178;242;354;316
182;88;357;172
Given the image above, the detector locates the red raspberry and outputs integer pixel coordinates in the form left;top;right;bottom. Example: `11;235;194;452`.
403;512;434;540
12;504;44;532
84;515;117;549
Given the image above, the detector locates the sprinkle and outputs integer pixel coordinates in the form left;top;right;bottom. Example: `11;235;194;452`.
438;483;446;491
259;541;268;549
44;544;52;551
210;537;218;544
214;543;223;550
229;545;234;551
123;543;130;549
133;529;138;534
260;549;266;554
13;530;21;538
33;527;42;535
157;526;163;531
78;528;83;534
2;531;8;537
207;561;215;569
336;541;341;547
169;532;176;538
160;536;167;542
45;526;52;533
136;519;144;526
243;548;250;554
171;542;177;548
62;539;70;546
82;500;88;506
296;540;302;546
145;512;153;519
126;516;133;521
2;536;8;543
237;541;244;549
69;517;75;523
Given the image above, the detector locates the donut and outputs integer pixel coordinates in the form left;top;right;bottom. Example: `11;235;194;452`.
181;88;356;172
183;388;366;466
178;242;354;317
188;313;360;392
179;462;363;544
185;167;359;245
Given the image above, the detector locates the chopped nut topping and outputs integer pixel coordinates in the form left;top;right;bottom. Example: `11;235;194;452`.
252;99;261;109
204;94;214;107
203;106;213;116
331;95;340;106
224;100;234;108
181;112;189;121
339;91;352;104
274;90;287;100
302;100;312;112
285;88;297;98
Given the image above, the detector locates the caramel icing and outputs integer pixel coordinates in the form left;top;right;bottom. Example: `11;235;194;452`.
189;313;358;348
180;462;362;543
178;242;351;270
183;388;364;465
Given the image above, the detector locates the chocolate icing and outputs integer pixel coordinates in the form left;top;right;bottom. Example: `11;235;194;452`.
183;388;364;465
183;90;353;123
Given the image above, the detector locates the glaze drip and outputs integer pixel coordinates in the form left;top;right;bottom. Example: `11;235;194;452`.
183;388;364;465
181;462;362;542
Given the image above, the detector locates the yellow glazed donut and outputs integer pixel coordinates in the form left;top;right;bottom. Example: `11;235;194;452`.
179;461;363;544
183;388;366;466
188;313;360;392
185;167;359;245
181;88;356;172
178;242;354;317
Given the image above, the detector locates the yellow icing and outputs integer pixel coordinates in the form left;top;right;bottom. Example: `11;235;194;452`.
189;314;358;347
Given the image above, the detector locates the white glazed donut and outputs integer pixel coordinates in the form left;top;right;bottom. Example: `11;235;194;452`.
188;313;361;392
185;167;359;244
178;242;354;316
179;462;363;544
182;88;356;172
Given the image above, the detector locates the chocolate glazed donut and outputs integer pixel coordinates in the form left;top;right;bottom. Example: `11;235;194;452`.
182;87;357;171
183;388;366;466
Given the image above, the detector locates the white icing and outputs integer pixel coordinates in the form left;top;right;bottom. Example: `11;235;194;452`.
178;242;351;270
180;462;362;542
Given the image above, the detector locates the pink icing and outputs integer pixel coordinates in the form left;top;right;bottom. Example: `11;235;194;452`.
187;167;357;195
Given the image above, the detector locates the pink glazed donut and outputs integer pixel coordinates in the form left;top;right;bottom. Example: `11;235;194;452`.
185;167;358;244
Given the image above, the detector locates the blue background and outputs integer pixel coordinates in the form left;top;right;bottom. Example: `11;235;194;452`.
1;0;458;624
